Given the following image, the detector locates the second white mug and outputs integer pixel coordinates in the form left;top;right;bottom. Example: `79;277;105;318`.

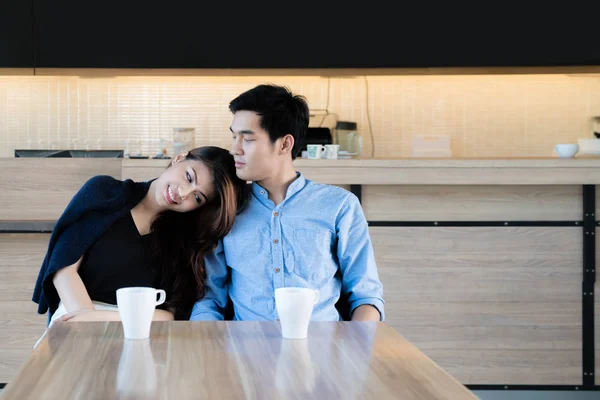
324;144;340;159
275;287;319;339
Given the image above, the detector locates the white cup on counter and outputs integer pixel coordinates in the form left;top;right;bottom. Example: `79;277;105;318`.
306;145;326;160
324;144;340;159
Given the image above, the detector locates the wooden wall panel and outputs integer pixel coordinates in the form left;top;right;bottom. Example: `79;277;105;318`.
0;159;121;221
363;185;582;221
371;227;582;385
0;234;49;383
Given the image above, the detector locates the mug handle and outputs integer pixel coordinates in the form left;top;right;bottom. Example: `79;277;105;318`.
313;290;320;304
155;289;167;306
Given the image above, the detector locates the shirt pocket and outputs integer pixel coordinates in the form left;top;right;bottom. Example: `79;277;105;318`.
292;228;337;285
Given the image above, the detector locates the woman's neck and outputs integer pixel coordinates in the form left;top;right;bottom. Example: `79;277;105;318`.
130;181;162;235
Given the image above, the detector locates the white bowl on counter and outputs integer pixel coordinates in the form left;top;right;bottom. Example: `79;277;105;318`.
554;144;579;158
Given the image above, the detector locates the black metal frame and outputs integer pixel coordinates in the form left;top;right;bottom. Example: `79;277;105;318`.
0;229;53;233
582;185;596;388
467;385;600;391
368;221;581;227
1;184;597;391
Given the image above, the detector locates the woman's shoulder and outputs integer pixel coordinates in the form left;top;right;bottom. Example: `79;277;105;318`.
61;175;152;220
69;176;150;210
80;175;148;196
77;175;126;198
82;175;122;188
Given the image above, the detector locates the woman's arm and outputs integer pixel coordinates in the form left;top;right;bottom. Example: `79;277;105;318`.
52;256;95;313
53;258;175;322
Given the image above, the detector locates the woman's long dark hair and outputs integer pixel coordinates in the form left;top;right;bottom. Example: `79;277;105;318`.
150;146;249;319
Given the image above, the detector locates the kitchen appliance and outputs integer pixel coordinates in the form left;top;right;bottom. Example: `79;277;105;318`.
302;127;333;151
14;149;124;158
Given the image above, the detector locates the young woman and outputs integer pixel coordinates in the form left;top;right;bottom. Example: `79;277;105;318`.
32;146;249;324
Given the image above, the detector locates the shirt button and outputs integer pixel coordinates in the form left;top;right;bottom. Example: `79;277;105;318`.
260;190;265;195
274;268;281;273
273;239;279;244
273;211;279;216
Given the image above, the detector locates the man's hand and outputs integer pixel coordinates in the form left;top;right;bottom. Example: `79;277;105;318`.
351;305;381;321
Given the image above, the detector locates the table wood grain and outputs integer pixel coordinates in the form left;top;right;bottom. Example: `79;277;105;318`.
0;321;478;399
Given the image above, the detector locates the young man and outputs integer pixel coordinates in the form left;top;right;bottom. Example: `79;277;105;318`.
190;84;384;322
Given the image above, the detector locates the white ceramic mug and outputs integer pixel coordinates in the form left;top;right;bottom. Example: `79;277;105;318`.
554;143;579;158
324;144;340;159
275;287;319;339
306;145;326;160
116;287;166;340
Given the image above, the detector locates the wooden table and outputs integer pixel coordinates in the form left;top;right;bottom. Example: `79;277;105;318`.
0;321;477;399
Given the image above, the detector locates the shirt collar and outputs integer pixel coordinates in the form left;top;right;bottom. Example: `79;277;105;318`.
251;172;306;205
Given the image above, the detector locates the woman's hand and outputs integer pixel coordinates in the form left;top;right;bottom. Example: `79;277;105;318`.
58;308;96;322
59;309;174;322
59;310;122;322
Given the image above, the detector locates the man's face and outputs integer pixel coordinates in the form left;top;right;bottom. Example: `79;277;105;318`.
230;110;282;182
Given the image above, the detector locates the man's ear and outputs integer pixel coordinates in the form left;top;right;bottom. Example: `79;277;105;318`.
279;134;295;156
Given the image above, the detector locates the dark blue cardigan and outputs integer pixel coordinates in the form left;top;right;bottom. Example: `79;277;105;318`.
32;175;152;317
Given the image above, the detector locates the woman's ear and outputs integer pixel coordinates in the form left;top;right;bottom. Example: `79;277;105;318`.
172;152;189;164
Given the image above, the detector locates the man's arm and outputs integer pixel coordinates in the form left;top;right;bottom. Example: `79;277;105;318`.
190;240;229;321
336;194;385;322
351;305;381;321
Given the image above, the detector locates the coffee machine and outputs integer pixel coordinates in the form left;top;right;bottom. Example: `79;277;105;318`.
301;127;333;151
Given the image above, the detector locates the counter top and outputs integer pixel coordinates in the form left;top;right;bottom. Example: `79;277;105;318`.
123;157;600;184
123;157;600;169
290;158;600;185
2;157;599;190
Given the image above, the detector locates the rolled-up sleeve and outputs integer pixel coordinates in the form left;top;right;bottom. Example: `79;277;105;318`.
335;194;385;321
